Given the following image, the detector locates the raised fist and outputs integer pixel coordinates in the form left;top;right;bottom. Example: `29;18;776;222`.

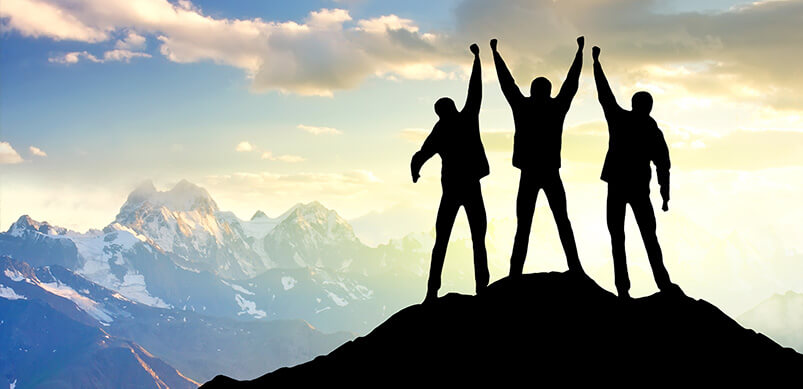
576;36;584;49
470;43;479;55
592;46;601;61
490;38;498;51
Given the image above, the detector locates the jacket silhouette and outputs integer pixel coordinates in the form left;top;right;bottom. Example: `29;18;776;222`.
491;37;586;277
411;43;490;302
592;45;681;298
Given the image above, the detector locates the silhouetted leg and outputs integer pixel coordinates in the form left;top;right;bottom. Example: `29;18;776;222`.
631;195;673;291
543;173;584;274
510;171;538;278
607;186;629;297
426;192;460;302
464;182;489;294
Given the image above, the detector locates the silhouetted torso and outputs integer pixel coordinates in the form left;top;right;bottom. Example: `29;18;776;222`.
601;111;669;192
421;113;490;186
508;95;572;172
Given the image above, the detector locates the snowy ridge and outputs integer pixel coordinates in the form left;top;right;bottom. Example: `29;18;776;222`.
112;180;271;279
7;215;70;238
1;260;114;323
67;225;170;308
0;284;26;300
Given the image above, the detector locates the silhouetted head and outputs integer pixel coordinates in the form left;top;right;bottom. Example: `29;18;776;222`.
434;97;458;118
631;91;653;114
530;77;552;99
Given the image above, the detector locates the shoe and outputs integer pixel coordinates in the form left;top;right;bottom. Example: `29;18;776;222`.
568;267;590;281
423;290;438;304
660;283;685;297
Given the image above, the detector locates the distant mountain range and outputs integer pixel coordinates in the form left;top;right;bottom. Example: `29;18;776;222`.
738;290;803;353
1;180;438;334
0;255;353;386
0;179;447;386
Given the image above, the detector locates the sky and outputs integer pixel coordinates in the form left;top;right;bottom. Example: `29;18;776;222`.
1;0;802;315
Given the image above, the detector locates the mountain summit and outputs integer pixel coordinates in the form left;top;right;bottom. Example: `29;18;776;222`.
202;272;803;387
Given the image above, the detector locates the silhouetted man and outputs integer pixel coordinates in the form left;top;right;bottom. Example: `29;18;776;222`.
592;46;681;299
491;37;586;278
411;43;490;303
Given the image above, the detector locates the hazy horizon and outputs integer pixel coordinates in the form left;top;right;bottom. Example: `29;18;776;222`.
2;0;802;321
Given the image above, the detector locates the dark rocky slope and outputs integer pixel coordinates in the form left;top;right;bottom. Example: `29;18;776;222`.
202;272;803;387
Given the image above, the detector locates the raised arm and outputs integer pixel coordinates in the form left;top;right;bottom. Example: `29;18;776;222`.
652;128;671;211
462;43;482;114
491;39;524;104
592;46;621;116
411;125;439;183
556;36;584;106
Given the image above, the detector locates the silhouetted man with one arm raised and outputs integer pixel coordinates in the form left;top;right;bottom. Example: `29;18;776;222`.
491;37;586;278
592;45;682;299
411;43;490;303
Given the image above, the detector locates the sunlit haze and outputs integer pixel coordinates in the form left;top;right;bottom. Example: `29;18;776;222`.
2;0;802;317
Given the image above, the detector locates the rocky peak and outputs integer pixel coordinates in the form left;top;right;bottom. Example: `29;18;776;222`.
7;215;68;237
250;210;269;221
116;179;219;223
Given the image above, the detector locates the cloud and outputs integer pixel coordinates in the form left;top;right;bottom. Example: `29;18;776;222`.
5;0;803;105
102;49;151;62
49;49;151;64
29;146;47;157
235;141;254;152
556;121;803;171
297;124;342;135
0;142;24;164
0;0;108;42
206;169;382;197
453;0;803;112
261;151;305;162
115;31;146;50
1;1;455;95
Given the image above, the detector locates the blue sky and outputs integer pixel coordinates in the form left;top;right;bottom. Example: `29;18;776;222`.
2;0;803;313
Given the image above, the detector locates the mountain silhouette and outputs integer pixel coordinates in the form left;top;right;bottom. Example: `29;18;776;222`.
201;272;802;387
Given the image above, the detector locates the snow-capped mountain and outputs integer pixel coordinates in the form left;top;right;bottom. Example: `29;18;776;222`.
0;256;353;383
1;215;82;269
262;201;368;270
0;257;199;388
0;180;442;333
114;179;269;279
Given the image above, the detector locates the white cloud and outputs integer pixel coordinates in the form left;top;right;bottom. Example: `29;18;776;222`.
261;151;305;162
297;124;342;135
235;141;254;152
5;0;803;104
0;0;108;42
1;1;452;95
0;142;24;164
206;169;382;196
115;31;146;50
102;49;151;62
49;49;150;64
29;146;47;157
48;51;99;64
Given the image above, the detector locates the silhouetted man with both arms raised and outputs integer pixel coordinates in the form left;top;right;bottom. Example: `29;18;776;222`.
491;37;586;278
411;43;490;303
592;45;681;299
